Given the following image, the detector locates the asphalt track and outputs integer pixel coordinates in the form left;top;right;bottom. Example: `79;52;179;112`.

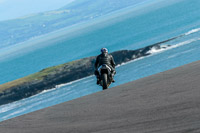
0;61;200;133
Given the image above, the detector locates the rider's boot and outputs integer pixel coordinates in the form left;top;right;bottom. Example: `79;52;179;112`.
111;70;116;83
96;75;100;85
95;70;100;85
96;78;100;85
112;78;115;83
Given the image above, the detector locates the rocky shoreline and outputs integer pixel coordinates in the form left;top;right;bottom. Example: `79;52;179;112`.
0;40;172;106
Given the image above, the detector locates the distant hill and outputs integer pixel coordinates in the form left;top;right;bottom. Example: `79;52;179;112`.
0;0;146;49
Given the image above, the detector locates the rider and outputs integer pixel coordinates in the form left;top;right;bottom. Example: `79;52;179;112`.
94;48;116;84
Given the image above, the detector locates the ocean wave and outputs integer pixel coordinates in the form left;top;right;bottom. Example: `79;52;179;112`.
168;37;200;49
184;28;200;36
40;88;57;94
0;99;45;121
155;37;200;56
0;104;17;114
33;75;95;96
119;36;200;67
55;75;94;88
146;45;169;55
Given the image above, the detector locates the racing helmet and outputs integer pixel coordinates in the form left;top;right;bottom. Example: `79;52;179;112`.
101;48;108;53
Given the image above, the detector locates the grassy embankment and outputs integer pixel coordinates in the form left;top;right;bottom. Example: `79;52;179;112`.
0;60;78;93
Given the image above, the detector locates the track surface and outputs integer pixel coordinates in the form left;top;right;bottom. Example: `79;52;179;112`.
0;61;200;133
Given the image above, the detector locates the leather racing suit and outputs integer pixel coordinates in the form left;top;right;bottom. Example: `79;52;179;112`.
94;52;116;82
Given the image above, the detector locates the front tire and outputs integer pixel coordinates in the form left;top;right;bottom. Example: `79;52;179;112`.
102;73;108;90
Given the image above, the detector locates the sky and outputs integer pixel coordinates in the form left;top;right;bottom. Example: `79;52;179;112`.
0;0;75;21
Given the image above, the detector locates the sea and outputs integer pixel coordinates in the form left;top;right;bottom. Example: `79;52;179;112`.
0;0;200;122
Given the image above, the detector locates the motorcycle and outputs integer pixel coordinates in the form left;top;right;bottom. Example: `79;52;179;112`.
97;64;113;90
